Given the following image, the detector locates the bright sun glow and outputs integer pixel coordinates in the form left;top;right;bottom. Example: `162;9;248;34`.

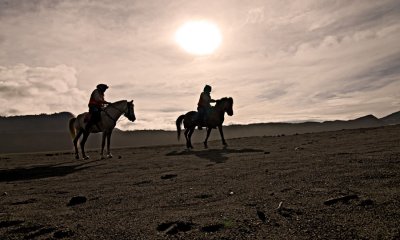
175;21;222;55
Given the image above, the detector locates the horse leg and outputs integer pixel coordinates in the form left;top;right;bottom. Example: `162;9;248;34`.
204;127;212;149
184;128;191;149
73;129;83;159
188;127;195;149
106;132;113;158
218;125;227;147
80;132;90;160
100;132;106;159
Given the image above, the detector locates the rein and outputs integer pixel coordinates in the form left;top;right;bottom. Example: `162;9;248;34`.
103;103;128;123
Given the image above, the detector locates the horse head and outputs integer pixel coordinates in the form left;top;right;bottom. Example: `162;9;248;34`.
124;100;136;122
216;97;234;116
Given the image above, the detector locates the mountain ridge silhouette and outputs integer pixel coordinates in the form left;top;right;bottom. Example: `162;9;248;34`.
0;111;399;153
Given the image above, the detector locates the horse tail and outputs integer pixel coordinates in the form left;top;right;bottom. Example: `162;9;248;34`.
176;114;185;141
69;118;77;139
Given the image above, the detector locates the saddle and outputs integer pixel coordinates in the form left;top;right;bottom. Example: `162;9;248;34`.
83;112;92;123
194;111;216;128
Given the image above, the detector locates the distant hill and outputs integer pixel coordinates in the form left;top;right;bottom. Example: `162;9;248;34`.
0;112;74;133
0;111;399;154
0;112;75;153
380;111;400;125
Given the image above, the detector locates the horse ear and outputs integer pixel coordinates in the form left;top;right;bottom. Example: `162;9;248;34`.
130;100;133;103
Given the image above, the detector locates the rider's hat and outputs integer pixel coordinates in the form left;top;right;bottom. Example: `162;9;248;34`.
97;84;109;92
204;85;212;93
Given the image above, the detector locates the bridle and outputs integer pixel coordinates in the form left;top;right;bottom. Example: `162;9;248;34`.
215;98;233;115
103;102;131;123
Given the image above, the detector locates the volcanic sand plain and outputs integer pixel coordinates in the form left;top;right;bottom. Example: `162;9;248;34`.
1;125;400;239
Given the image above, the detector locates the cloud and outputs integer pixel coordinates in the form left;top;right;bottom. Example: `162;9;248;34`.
0;0;399;130
0;64;86;115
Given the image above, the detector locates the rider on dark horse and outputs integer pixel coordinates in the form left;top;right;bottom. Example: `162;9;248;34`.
197;85;216;130
85;84;111;132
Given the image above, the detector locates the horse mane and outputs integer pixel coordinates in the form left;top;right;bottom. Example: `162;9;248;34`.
215;97;233;106
105;100;127;109
111;100;127;105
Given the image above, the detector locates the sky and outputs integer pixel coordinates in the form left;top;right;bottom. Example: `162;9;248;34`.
0;0;399;130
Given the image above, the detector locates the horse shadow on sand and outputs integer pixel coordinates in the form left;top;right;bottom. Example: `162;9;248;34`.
166;148;264;164
0;160;103;182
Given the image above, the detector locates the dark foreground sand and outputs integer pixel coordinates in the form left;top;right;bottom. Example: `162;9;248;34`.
1;125;400;239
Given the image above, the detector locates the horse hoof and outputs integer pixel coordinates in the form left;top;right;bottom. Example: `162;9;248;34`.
107;154;113;159
100;155;106;160
82;156;90;160
75;155;79;160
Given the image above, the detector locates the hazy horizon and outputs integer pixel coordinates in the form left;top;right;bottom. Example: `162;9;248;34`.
1;0;399;130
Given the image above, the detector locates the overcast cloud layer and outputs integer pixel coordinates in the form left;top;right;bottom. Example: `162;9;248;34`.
1;0;399;130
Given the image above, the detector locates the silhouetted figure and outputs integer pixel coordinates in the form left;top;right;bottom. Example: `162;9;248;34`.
176;97;233;149
197;85;216;130
85;84;110;132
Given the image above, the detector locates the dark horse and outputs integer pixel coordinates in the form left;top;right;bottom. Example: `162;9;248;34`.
176;97;233;149
69;100;136;160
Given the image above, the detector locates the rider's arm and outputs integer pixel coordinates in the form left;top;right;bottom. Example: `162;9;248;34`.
100;99;110;105
210;95;216;103
93;90;110;104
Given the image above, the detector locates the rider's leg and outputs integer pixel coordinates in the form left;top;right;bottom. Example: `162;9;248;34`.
203;107;210;123
85;107;100;132
197;107;204;130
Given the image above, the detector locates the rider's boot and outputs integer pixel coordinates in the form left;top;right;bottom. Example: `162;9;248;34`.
198;116;208;130
197;115;203;130
198;119;204;130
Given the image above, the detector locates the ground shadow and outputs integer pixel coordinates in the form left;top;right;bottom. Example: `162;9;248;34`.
166;148;264;163
0;160;102;182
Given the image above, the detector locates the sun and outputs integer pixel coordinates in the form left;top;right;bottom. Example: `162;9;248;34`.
175;20;222;55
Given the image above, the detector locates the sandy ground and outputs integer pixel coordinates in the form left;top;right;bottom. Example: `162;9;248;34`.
1;125;400;239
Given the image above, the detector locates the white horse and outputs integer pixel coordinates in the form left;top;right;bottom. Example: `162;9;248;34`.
69;100;136;160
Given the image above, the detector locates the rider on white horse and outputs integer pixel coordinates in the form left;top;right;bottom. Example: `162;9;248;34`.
85;84;111;132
